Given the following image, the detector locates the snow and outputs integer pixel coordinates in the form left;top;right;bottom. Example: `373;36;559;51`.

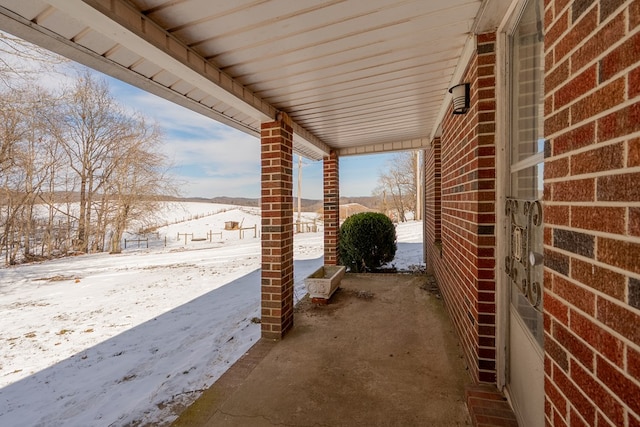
0;203;423;426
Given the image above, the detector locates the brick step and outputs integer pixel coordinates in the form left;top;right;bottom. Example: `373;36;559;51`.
466;384;519;427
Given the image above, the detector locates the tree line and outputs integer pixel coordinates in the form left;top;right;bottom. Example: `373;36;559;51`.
0;70;175;265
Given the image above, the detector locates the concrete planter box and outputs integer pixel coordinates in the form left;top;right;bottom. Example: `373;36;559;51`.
305;265;346;301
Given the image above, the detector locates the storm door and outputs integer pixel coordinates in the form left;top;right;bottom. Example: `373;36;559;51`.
503;0;545;425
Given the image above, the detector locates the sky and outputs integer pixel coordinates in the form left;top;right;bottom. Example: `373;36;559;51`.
0;31;396;200
103;77;395;200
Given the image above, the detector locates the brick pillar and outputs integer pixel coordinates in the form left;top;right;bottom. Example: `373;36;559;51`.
323;150;339;265
260;114;294;340
424;137;441;274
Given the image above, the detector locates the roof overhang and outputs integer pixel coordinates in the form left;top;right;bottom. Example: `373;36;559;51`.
0;0;513;160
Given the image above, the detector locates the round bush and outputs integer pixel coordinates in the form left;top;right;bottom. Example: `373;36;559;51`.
339;212;397;272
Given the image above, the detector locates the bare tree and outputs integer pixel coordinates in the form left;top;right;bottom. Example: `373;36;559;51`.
374;151;417;222
0;86;59;263
0;88;23;175
38;118;68;257
0;41;176;263
54;71;176;254
57;72;142;252
106;126;173;253
0;88;32;263
0;31;67;88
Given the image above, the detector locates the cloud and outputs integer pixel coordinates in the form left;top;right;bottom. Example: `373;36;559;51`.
102;79;264;198
179;174;260;199
0;34;388;199
111;85;336;199
98;79;395;199
161;133;260;176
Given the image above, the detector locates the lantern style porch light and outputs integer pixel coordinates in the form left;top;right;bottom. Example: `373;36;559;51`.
448;83;470;114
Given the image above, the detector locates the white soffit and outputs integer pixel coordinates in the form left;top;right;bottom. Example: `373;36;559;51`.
0;0;487;159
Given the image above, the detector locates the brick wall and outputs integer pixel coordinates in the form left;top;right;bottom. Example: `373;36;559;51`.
260;116;294;340
323;150;340;265
424;138;441;273
543;1;640;425
425;32;498;384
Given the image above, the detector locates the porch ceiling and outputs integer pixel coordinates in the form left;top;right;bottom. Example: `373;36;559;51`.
0;0;504;160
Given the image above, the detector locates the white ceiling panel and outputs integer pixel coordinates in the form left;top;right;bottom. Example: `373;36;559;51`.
0;0;490;159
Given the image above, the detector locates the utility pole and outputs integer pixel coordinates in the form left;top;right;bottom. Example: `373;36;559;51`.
297;155;302;231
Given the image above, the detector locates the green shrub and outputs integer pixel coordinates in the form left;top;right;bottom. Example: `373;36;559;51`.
339;212;397;272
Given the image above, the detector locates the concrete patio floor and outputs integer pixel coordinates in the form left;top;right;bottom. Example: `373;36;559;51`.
172;273;472;426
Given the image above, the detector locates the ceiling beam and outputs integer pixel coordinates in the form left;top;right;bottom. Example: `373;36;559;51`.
0;0;331;159
79;0;333;158
50;0;274;118
0;4;268;137
337;138;430;157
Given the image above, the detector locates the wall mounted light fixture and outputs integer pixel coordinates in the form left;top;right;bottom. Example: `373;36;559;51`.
448;83;470;115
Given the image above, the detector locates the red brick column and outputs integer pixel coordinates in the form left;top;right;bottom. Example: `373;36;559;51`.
260;115;294;340
424;137;442;274
323;150;340;265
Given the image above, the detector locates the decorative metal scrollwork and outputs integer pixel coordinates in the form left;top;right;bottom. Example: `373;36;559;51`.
505;198;543;311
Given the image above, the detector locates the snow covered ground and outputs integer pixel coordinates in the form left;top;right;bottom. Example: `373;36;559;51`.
0;202;423;426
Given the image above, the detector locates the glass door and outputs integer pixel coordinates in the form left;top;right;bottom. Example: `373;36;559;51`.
504;0;545;425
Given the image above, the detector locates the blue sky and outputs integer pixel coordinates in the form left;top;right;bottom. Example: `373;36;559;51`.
2;36;392;201
105;76;393;200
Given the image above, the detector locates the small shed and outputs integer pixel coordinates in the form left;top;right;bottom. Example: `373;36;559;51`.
224;221;239;230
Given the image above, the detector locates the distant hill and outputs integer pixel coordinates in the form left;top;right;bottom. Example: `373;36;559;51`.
304;196;382;213
177;196;261;207
27;193;382;212
172;195;381;212
339;203;376;219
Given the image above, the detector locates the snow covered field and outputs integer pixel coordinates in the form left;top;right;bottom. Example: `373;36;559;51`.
0;202;423;426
